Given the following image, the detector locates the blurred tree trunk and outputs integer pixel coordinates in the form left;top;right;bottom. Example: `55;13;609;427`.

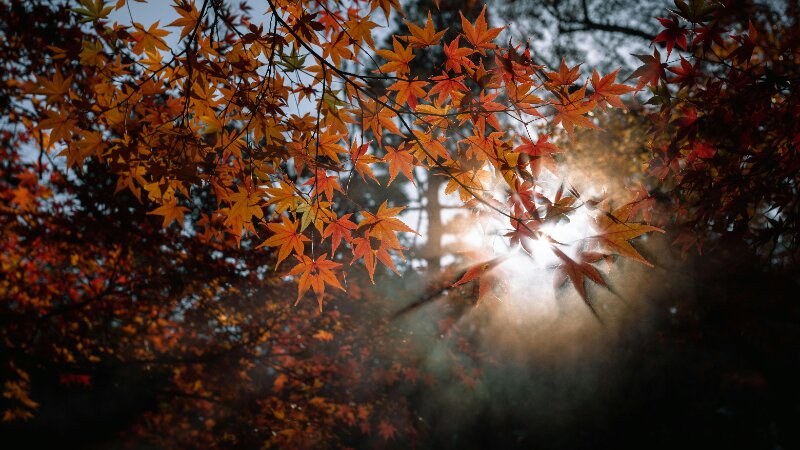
424;173;443;272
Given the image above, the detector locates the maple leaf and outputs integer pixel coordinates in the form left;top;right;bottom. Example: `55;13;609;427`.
627;183;655;223
288;254;344;311
590;69;634;109
458;90;504;134
409;129;449;164
355;97;402;142
322;213;357;253
351;233;399;283
693;20;726;50
257;215;309;268
322;31;354;68
515;134;560;177
672;0;721;23
545;58;582;87
387;78;427;109
72;0;113;22
629;49;666;89
349;140;381;184
415;103;451;129
383;144;416;186
315;131;347;163
344;15;378;51
35;72;72;103
652;14;688;56
357;201;417;250
404;11;447;48
223;186;264;238
428;72;467;103
297;199;333;233
130;21;170;55
515;134;559;157
265;179;301;214
507;82;544;114
553;248;607;317
460;6;502;54
673;228;703;256
451;255;510;303
147;199;189;228
303;169;342;202
369;0;401;21
39;110;76;143
443;162;491;202
375;37;414;75
686;141;716;161
59;131;106;167
667;56;698;85
552;85;599;138
168;1;201;39
591;205;664;267
443;36;475;74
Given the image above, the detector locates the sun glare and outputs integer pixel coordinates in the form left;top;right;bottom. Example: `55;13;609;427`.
444;170;607;323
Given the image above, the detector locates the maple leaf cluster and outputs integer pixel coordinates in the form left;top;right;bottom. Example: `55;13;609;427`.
8;0;658;311
631;0;800;262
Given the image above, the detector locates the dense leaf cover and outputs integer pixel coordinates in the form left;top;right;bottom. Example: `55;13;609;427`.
636;1;800;264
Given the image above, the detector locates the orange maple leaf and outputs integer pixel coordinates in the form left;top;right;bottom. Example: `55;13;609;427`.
403;11;447;48
552;85;599;138
375;37;414;75
351;232;401;283
288;254;344;311
590;69;634;109
383;144;416;186
459;6;502;54
357;201;417;250
168;1;201;40
303;169;343;202
257;215;309;268
387;78;428;108
222;186;264;238
442;36;475;73
265;179;301;214
369;0;401;20
545;58;582;87
516;134;560;176
349;140;381;184
428;72;467;103
322;213;357;253
39;110;76;143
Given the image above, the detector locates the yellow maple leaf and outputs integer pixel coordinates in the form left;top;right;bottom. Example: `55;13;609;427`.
592;204;664;266
147;199;189;228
